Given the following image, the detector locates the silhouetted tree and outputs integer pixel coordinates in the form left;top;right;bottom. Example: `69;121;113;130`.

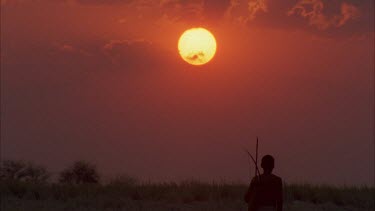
59;161;100;184
23;164;50;183
0;160;49;183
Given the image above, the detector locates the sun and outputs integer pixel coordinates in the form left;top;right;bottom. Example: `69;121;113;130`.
178;28;217;66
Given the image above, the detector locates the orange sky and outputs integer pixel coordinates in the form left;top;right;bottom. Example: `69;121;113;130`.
1;0;374;185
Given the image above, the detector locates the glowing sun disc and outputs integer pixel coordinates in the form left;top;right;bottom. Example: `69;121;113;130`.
178;28;217;66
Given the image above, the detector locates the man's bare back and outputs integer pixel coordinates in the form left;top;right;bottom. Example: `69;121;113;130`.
244;155;283;211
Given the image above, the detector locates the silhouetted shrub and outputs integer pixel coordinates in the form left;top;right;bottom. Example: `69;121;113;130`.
0;160;49;183
108;174;138;187
59;161;100;184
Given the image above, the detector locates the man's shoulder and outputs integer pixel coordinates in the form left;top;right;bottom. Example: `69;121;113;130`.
271;174;282;183
252;174;282;183
251;176;259;183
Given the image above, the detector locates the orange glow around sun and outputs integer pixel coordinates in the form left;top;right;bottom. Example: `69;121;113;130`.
178;28;217;66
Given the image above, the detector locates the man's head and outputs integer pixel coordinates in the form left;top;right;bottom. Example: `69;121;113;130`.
261;155;274;172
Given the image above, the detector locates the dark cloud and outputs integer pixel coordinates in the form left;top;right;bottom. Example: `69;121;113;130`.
2;0;372;36
287;0;360;30
186;51;205;63
203;0;231;20
158;0;231;23
69;0;133;5
103;39;153;57
102;39;172;71
1;0;133;6
247;0;268;21
159;0;204;23
56;44;92;57
226;0;268;23
227;0;373;36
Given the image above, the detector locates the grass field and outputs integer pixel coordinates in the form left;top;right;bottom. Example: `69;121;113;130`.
1;180;374;211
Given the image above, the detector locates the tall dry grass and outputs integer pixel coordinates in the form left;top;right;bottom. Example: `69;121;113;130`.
1;178;374;211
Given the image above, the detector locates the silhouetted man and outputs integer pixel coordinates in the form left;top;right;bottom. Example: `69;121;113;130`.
244;155;283;211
